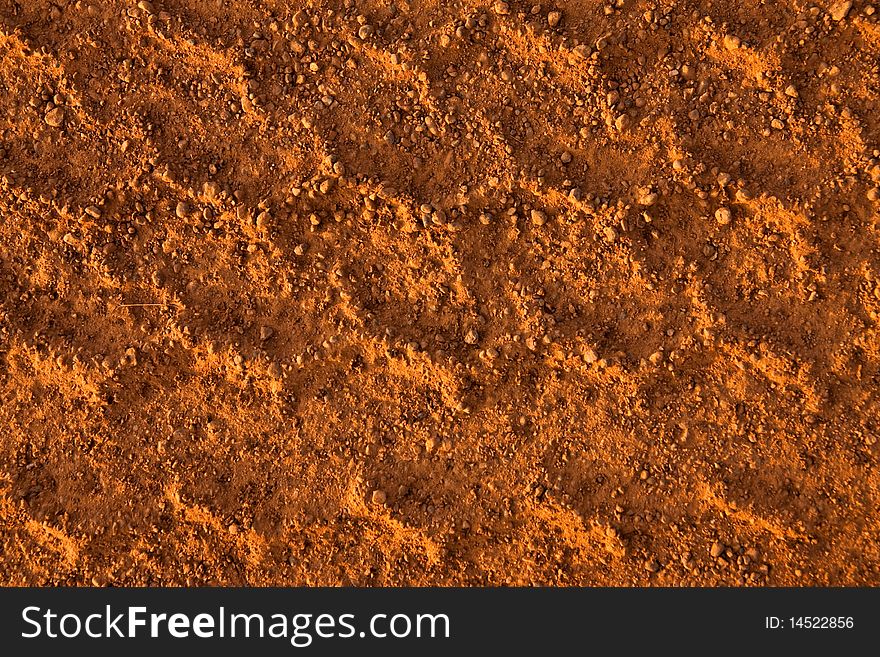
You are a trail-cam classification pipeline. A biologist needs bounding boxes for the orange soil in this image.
[1,0,879,585]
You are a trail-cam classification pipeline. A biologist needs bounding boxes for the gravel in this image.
[44,107,65,127]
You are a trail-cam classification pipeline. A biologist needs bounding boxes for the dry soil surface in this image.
[1,0,880,586]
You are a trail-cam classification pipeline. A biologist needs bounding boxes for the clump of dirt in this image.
[1,0,879,586]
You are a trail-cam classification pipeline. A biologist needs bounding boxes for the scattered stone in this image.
[603,226,618,243]
[715,207,732,225]
[464,328,480,345]
[44,107,65,127]
[371,489,387,505]
[493,1,510,15]
[256,210,272,230]
[84,205,102,218]
[547,10,562,27]
[638,190,658,206]
[531,209,547,226]
[572,44,591,59]
[723,35,741,50]
[644,558,660,573]
[829,0,852,21]
[867,187,879,202]
[260,326,275,341]
[176,201,192,219]
[711,541,725,558]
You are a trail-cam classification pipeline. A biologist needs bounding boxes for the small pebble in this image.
[639,191,659,206]
[829,0,852,21]
[715,207,732,225]
[256,210,272,230]
[723,35,741,50]
[44,107,65,127]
